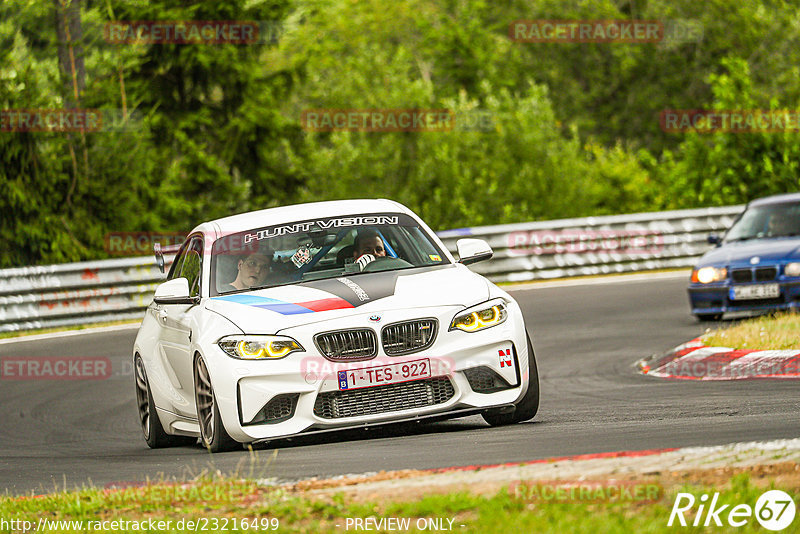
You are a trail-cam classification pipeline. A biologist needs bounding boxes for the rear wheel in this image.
[482,334,540,426]
[134,356,193,448]
[194,356,239,453]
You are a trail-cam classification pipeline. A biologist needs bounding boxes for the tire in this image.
[482,333,540,426]
[696,313,722,322]
[194,355,239,453]
[134,356,194,448]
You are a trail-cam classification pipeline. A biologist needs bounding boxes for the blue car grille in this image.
[730,267,778,283]
[756,267,778,281]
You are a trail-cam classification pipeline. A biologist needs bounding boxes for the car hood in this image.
[204,264,490,333]
[699,238,800,267]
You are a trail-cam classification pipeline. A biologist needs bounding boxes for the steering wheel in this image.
[360,256,413,272]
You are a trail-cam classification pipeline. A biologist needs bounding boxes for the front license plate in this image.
[732,284,780,300]
[337,359,431,390]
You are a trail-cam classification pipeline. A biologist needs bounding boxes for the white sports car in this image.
[133,199,539,452]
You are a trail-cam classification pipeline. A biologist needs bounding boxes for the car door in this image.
[157,235,204,417]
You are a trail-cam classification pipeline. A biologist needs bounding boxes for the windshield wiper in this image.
[245,280,297,291]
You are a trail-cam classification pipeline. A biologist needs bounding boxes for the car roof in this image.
[193,198,413,237]
[748,192,800,207]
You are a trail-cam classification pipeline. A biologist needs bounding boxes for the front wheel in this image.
[482,333,540,426]
[194,356,239,453]
[696,313,722,322]
[134,356,194,448]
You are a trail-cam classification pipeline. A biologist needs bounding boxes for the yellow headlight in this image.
[266,340,298,358]
[451,303,507,332]
[238,340,266,358]
[234,339,301,359]
[218,336,303,360]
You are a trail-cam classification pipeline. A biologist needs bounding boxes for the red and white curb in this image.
[638,338,800,380]
[282,439,800,497]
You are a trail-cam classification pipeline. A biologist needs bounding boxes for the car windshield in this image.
[725,202,800,242]
[210,212,448,295]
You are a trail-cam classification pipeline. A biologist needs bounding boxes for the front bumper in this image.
[248,405,514,444]
[688,280,800,315]
[208,305,531,442]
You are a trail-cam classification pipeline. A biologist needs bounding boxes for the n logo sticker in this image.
[499,348,512,368]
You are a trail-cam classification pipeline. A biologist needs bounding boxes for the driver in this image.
[768,212,797,237]
[353,229,386,270]
[221,251,272,291]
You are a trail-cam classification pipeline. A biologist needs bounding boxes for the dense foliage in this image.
[2,0,800,266]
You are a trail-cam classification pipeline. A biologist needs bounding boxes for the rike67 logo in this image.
[669,490,796,531]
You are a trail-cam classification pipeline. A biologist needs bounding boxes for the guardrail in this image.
[437,205,742,283]
[0,205,742,333]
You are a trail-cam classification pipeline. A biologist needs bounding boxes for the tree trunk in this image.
[53,0,86,107]
[53,0,89,203]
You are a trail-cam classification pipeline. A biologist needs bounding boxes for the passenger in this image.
[222,252,272,291]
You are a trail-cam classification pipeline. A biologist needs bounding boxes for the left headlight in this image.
[450,299,508,332]
[691,266,727,284]
[217,335,304,360]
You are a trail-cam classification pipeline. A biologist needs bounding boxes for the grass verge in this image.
[1,470,797,533]
[701,312,800,351]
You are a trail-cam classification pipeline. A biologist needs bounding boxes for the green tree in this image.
[658,57,800,207]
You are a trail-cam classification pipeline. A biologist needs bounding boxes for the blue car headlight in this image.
[692,266,727,284]
[785,263,800,277]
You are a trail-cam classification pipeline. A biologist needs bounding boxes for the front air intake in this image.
[313,377,455,419]
[245,393,299,425]
[463,367,514,393]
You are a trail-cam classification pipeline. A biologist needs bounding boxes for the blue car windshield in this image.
[725,202,800,242]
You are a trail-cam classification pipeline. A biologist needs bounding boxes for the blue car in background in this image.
[689,192,800,321]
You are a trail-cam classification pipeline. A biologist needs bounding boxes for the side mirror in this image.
[154,242,165,274]
[456,238,493,266]
[707,234,721,245]
[153,278,197,305]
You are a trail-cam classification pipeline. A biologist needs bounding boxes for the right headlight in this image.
[691,266,727,284]
[785,262,800,277]
[217,335,304,360]
[450,300,508,332]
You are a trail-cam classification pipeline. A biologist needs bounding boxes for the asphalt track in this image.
[2,271,799,494]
